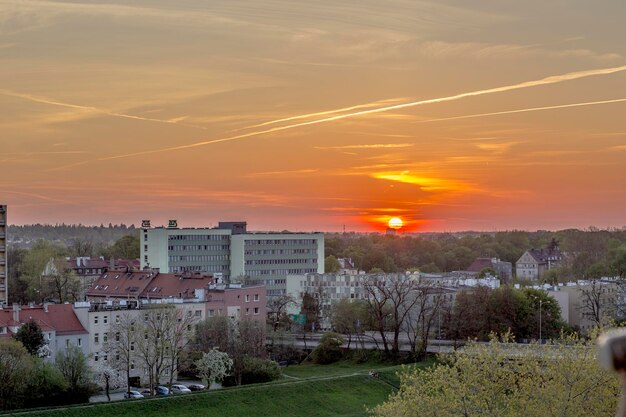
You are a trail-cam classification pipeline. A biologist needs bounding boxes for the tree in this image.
[195,348,232,388]
[363,274,421,357]
[579,281,612,328]
[108,235,140,260]
[91,361,123,402]
[301,291,320,332]
[0,339,33,410]
[312,332,344,364]
[324,255,341,273]
[26,359,68,408]
[44,257,80,303]
[372,333,619,417]
[267,294,296,331]
[56,345,93,402]
[14,320,45,356]
[330,299,368,348]
[164,308,196,388]
[403,283,449,360]
[105,312,137,396]
[135,307,173,394]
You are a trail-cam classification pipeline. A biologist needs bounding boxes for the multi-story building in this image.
[0,204,7,304]
[140,220,324,297]
[466,257,512,281]
[516,239,563,280]
[0,303,89,359]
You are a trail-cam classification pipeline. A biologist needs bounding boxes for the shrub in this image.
[312,333,344,364]
[223,357,281,386]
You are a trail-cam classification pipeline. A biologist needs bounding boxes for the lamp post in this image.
[538,299,542,342]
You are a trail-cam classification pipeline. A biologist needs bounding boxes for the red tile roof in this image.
[0,304,87,336]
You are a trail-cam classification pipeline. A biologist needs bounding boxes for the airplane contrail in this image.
[51,64,626,167]
[0,89,208,130]
[414,97,626,124]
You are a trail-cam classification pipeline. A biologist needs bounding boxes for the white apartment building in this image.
[140,221,324,297]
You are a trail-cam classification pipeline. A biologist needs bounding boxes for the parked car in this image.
[187,383,206,391]
[141,388,152,396]
[155,386,170,396]
[124,390,144,399]
[170,384,192,394]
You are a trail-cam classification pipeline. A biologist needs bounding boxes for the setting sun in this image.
[388,217,404,229]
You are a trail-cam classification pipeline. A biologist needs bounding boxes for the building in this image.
[42,257,140,300]
[466,257,512,281]
[140,220,324,297]
[85,267,266,322]
[0,204,7,304]
[516,239,563,280]
[0,303,89,358]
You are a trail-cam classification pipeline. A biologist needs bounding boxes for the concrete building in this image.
[0,303,89,359]
[140,220,324,296]
[0,204,7,304]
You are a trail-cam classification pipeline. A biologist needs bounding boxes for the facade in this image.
[516,240,563,280]
[0,303,89,359]
[0,204,7,304]
[466,257,512,281]
[43,257,140,300]
[140,220,324,296]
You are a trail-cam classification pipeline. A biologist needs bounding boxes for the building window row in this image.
[170,265,229,273]
[244,248,315,256]
[244,239,317,246]
[168,235,229,241]
[169,254,230,262]
[245,258,317,266]
[247,268,318,276]
[168,244,229,251]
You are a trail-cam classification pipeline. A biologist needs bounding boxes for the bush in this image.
[223,357,281,387]
[345,349,383,364]
[312,333,344,364]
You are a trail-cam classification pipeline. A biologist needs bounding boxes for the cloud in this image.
[315,143,414,150]
[245,169,319,178]
[370,171,474,192]
[50,63,626,169]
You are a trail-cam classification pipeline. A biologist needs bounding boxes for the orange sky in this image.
[1,1,625,232]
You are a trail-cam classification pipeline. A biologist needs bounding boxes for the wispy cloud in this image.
[315,143,414,150]
[414,97,626,124]
[50,63,626,169]
[371,171,474,192]
[0,89,208,130]
[245,169,319,178]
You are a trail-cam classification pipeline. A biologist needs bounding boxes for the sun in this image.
[388,217,403,229]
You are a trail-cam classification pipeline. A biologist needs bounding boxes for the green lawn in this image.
[6,360,433,417]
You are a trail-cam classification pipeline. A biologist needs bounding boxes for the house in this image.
[0,303,89,358]
[466,257,512,281]
[516,239,563,280]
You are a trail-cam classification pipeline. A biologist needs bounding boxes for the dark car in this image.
[187,383,206,391]
[155,386,170,396]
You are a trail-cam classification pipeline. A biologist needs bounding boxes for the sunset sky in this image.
[1,0,625,232]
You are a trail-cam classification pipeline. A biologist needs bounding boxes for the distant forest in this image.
[8,224,138,248]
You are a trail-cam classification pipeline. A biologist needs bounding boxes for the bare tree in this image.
[267,295,296,331]
[135,306,173,394]
[164,308,196,388]
[578,281,615,328]
[363,274,421,357]
[106,312,138,396]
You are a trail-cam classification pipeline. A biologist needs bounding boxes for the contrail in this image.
[414,97,626,124]
[237,98,405,130]
[54,64,626,166]
[0,89,208,130]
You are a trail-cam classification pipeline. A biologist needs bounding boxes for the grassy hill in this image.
[7,366,408,417]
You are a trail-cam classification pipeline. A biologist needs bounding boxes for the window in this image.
[254,307,259,315]
[195,310,201,317]
[94,353,99,362]
[115,332,120,342]
[245,294,250,302]
[94,333,99,344]
[66,339,70,347]
[77,338,82,346]
[94,316,99,324]
[131,342,135,351]
[103,333,108,343]
[115,315,120,324]
[103,316,108,324]
[254,294,259,302]
[245,308,250,315]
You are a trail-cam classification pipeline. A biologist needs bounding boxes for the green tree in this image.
[312,332,344,364]
[108,234,140,259]
[372,334,619,417]
[56,345,93,402]
[0,339,33,410]
[14,320,45,356]
[324,255,341,273]
[330,299,369,348]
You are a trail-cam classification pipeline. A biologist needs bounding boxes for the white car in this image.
[170,384,192,394]
[124,390,144,399]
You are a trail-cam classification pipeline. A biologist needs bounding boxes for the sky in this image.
[1,0,625,232]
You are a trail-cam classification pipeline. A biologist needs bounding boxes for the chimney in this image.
[12,303,20,322]
[43,302,49,313]
[110,257,115,270]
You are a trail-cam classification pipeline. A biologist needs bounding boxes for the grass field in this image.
[6,360,432,417]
